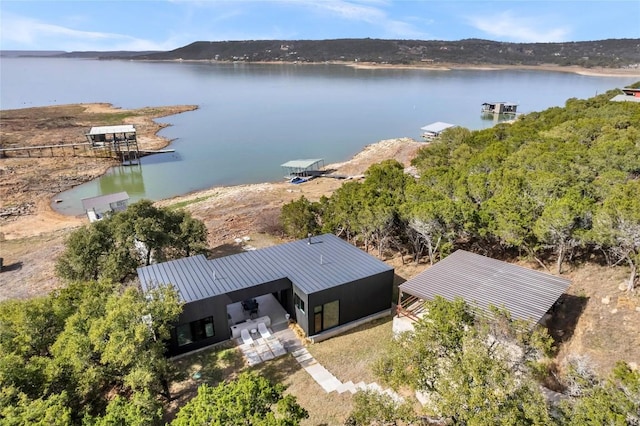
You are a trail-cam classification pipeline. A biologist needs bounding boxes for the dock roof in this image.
[420,122,456,133]
[280,159,324,169]
[87,125,136,135]
[138,233,393,303]
[81,191,129,211]
[399,250,570,323]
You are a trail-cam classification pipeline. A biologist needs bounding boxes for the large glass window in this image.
[313,300,339,333]
[176,317,214,346]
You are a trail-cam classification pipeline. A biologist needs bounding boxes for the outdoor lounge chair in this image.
[258,322,271,339]
[241,328,253,346]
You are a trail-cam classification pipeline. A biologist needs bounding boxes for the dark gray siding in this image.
[168,296,230,355]
[292,285,310,336]
[307,269,394,336]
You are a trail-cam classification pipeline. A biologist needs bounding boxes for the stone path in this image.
[237,327,403,403]
[237,334,288,366]
[291,347,403,403]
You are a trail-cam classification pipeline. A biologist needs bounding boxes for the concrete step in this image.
[354,381,367,391]
[336,381,357,394]
[365,382,382,392]
[291,348,308,357]
[294,352,314,363]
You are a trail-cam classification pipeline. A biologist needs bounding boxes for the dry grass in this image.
[307,317,394,385]
[164,317,396,425]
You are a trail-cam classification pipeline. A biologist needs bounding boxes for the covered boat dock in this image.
[86,125,140,165]
[420,122,456,141]
[481,102,518,115]
[281,159,325,178]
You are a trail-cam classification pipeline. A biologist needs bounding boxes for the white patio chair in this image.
[258,322,271,339]
[241,328,253,346]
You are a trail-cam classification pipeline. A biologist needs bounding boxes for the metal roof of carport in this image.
[137,233,393,303]
[399,250,570,323]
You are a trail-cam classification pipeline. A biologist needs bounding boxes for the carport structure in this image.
[395,250,570,333]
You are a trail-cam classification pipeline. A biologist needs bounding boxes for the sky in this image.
[1,0,639,52]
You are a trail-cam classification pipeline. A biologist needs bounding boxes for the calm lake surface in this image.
[1,58,636,215]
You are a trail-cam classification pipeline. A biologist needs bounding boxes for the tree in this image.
[560,359,640,425]
[280,196,320,239]
[56,200,208,282]
[172,372,308,426]
[345,391,417,426]
[55,219,115,281]
[0,280,182,424]
[590,181,640,291]
[375,297,553,425]
[533,190,593,274]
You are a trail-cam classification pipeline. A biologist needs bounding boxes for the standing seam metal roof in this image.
[398,250,570,323]
[137,234,393,303]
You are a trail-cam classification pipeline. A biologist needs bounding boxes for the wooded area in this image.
[281,84,640,290]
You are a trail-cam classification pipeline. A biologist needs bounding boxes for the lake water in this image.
[1,58,636,215]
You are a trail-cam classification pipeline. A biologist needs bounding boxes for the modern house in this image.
[81,191,130,222]
[420,122,457,141]
[394,250,570,335]
[137,233,395,355]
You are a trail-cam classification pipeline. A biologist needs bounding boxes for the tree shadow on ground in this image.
[0,261,23,272]
[208,243,246,259]
[547,293,589,346]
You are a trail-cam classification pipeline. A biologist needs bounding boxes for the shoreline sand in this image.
[147,58,640,78]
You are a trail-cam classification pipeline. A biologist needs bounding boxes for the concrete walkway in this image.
[291,347,403,403]
[237,326,403,403]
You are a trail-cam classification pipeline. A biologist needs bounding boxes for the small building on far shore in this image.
[420,122,456,141]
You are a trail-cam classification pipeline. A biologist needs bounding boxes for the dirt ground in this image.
[0,100,422,301]
[1,101,638,381]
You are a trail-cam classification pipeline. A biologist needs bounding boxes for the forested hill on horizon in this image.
[7,38,640,68]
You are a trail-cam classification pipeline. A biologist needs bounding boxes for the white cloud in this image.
[467,11,570,43]
[298,0,430,39]
[0,12,175,51]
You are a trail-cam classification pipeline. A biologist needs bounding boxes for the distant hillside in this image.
[55,51,161,59]
[133,38,640,68]
[0,50,66,57]
[0,50,160,59]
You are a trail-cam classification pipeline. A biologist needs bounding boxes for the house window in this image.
[176,316,215,346]
[313,300,339,333]
[294,293,305,313]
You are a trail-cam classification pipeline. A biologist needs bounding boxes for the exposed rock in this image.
[601,296,611,305]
